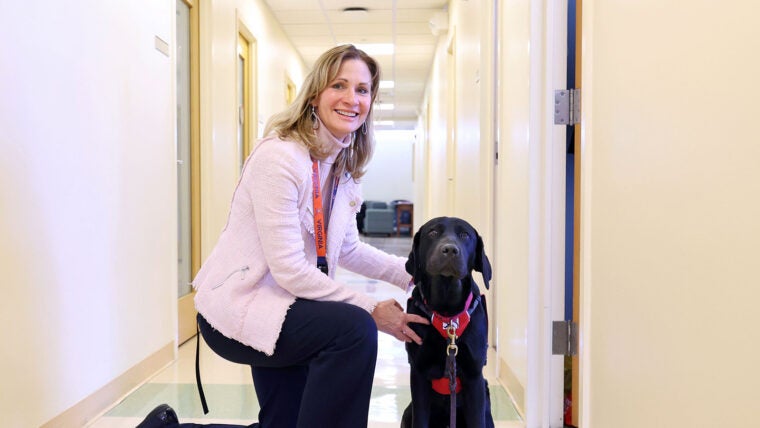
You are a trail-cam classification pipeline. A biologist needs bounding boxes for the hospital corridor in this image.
[2,1,759,427]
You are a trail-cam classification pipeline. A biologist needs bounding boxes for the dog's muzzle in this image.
[427,241,468,278]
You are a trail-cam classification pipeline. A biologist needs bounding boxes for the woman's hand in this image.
[371,299,429,344]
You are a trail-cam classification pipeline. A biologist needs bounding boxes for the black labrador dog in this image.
[401,217,494,428]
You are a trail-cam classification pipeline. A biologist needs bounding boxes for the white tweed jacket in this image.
[194,129,411,356]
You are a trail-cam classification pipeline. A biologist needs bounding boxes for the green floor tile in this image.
[107,383,258,420]
[111,382,520,422]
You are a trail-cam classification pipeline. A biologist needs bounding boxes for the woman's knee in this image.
[327,302,378,350]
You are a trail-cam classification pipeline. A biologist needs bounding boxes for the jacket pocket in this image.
[211,265,250,290]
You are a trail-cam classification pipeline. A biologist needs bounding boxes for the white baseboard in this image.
[499,356,526,419]
[41,342,175,428]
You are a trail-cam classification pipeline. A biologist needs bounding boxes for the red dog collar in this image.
[431,292,474,338]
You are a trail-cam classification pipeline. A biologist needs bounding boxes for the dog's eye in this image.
[458,232,470,240]
[428,230,440,238]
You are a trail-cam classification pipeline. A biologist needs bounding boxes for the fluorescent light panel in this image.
[376,103,394,110]
[380,80,394,89]
[341,43,394,55]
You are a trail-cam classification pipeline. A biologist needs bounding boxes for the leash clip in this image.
[446,324,459,356]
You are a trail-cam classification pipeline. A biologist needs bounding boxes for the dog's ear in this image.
[474,234,492,289]
[405,229,422,282]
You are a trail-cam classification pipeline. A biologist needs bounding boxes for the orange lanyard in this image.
[311,160,339,275]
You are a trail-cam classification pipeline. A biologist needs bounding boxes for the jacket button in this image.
[349,201,357,207]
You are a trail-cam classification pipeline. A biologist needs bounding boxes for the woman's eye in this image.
[358,87,369,95]
[331,83,344,89]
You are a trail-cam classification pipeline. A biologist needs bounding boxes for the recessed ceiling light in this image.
[341,7,368,21]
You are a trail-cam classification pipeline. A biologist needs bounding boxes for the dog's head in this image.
[405,217,492,313]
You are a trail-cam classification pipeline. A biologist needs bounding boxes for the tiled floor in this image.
[90,236,523,427]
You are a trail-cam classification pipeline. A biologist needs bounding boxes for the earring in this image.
[361,121,367,135]
[311,106,319,130]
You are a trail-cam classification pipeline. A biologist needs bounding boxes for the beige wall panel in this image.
[0,1,176,425]
[421,40,450,221]
[495,0,533,407]
[450,0,489,230]
[581,1,760,426]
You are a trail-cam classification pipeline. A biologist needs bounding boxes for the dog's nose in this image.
[441,243,460,256]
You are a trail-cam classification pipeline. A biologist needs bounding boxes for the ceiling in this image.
[262,0,449,130]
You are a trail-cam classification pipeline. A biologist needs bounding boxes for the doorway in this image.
[491,0,577,424]
[236,25,257,170]
[565,0,581,426]
[176,0,201,345]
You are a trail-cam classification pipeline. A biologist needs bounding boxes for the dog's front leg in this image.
[409,368,432,428]
[461,375,488,427]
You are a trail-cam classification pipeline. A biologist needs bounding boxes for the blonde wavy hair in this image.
[264,44,381,180]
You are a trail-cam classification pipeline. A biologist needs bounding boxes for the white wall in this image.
[580,1,760,426]
[493,0,533,412]
[199,0,306,257]
[417,0,497,261]
[361,130,415,203]
[416,0,495,228]
[0,0,306,425]
[449,0,493,234]
[0,1,176,426]
[420,36,450,222]
[418,0,551,416]
[420,0,526,407]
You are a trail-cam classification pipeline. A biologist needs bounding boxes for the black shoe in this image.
[135,403,179,428]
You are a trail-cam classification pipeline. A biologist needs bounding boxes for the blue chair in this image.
[362,201,395,236]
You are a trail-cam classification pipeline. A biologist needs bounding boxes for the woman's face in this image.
[312,58,372,140]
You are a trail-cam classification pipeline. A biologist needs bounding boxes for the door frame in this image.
[236,32,255,170]
[177,0,201,345]
[570,1,582,425]
[236,16,258,165]
[524,0,568,425]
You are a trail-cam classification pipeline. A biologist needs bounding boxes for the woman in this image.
[138,44,428,428]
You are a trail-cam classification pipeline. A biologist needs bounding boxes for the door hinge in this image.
[552,320,578,356]
[554,89,580,125]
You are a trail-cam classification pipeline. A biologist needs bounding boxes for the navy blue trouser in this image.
[187,299,378,428]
